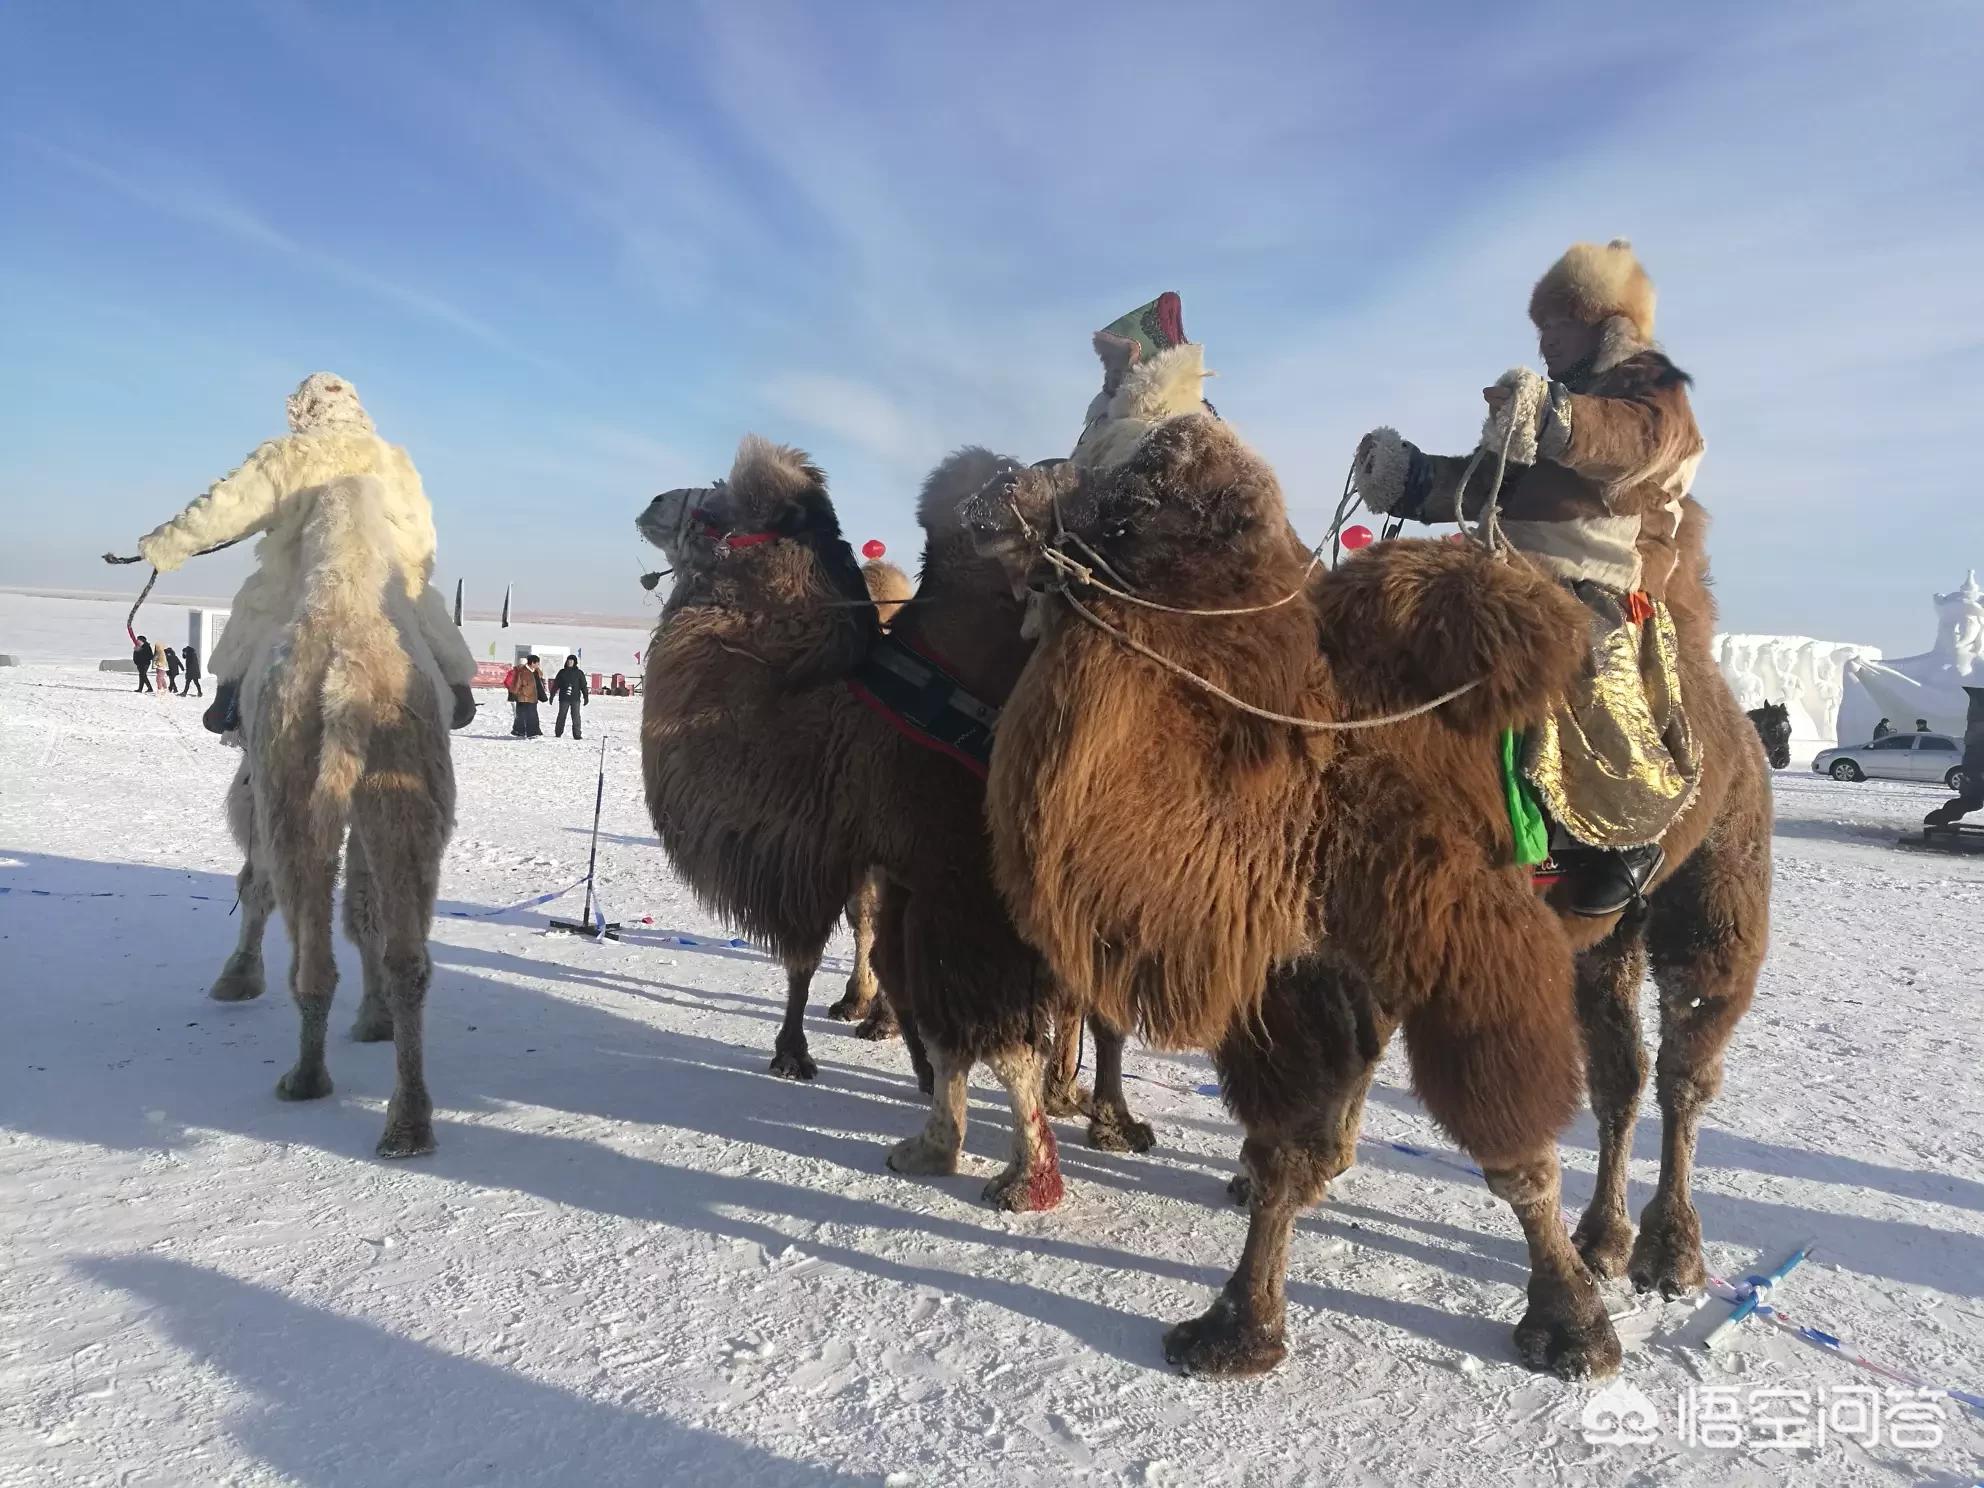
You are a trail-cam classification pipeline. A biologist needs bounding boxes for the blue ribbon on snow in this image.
[0,887,226,902]
[444,878,587,920]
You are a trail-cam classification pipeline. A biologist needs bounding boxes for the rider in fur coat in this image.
[117,373,478,736]
[1355,241,1706,915]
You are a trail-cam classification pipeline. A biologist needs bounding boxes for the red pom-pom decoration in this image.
[1341,524,1374,550]
[861,539,886,560]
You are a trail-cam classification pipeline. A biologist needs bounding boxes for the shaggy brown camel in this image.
[636,438,1147,1201]
[973,406,1766,1378]
[208,474,456,1158]
[825,557,917,1038]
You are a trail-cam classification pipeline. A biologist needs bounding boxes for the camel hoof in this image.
[1163,1297,1287,1377]
[349,1012,394,1043]
[376,1120,436,1159]
[209,960,265,1002]
[1087,1111,1156,1155]
[853,1005,899,1042]
[1572,1209,1637,1280]
[275,1066,333,1102]
[1042,1082,1092,1119]
[1226,1172,1252,1207]
[886,1133,961,1176]
[768,1047,817,1082]
[824,989,866,1022]
[983,1161,1064,1212]
[1513,1303,1623,1381]
[1628,1200,1706,1298]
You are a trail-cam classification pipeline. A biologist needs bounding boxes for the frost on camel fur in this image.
[217,471,458,1159]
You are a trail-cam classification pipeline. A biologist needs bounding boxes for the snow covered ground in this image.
[3,599,1982,1486]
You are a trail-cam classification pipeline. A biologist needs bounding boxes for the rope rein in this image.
[1031,408,1530,734]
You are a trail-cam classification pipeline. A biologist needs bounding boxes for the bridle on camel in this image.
[103,534,248,646]
[1016,413,1530,734]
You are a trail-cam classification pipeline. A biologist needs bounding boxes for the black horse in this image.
[1746,700,1792,770]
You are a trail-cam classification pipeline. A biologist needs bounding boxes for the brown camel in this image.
[208,474,455,1158]
[636,438,1147,1201]
[824,557,917,1039]
[972,408,1768,1378]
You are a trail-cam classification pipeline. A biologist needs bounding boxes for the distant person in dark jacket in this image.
[182,643,204,697]
[163,647,183,693]
[1915,718,1930,734]
[1873,718,1894,739]
[549,655,590,739]
[133,636,155,692]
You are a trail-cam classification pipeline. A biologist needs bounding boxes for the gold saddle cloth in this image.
[1526,586,1699,850]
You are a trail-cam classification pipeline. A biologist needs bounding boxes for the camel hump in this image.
[1313,538,1588,738]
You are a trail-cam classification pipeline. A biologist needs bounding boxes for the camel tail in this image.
[1313,538,1588,738]
[260,476,419,861]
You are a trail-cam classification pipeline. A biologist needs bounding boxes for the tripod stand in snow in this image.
[549,733,622,941]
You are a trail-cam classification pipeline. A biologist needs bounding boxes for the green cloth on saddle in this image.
[1502,728,1550,867]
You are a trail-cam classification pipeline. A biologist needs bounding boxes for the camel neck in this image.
[895,553,1032,705]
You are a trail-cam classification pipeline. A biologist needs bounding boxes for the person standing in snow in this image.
[1873,717,1894,739]
[163,646,183,694]
[182,643,204,697]
[509,655,549,738]
[1355,240,1705,917]
[107,373,478,738]
[549,655,589,739]
[1915,718,1930,735]
[132,635,155,693]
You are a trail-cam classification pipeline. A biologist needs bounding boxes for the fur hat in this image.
[1528,239,1655,341]
[286,372,374,435]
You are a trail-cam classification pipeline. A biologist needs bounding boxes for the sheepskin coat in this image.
[139,426,476,686]
[1391,326,1703,598]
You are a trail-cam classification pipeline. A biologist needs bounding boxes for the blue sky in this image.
[2,0,1978,650]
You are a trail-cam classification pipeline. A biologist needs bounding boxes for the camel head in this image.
[1747,699,1793,770]
[637,436,849,578]
[967,413,1300,624]
[636,484,718,572]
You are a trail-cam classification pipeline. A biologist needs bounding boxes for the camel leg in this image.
[1393,876,1617,1379]
[1041,1006,1090,1117]
[1084,1018,1155,1154]
[1485,1151,1620,1379]
[982,1043,1065,1211]
[343,843,394,1043]
[1165,1121,1337,1376]
[1632,840,1767,1296]
[1227,974,1394,1206]
[769,950,821,1081]
[896,1005,933,1094]
[210,860,273,1002]
[886,1045,966,1175]
[1169,958,1379,1373]
[211,769,270,1003]
[350,773,441,1158]
[1570,912,1649,1278]
[828,872,880,1022]
[273,865,338,1104]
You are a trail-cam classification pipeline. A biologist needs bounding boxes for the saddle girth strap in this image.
[846,635,999,780]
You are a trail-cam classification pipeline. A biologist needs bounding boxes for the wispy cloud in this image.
[20,135,560,372]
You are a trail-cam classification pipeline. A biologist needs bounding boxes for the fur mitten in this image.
[1351,427,1411,514]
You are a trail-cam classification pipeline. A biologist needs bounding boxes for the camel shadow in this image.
[74,1255,865,1488]
[8,848,1981,1386]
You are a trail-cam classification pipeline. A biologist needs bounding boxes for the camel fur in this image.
[824,556,922,1039]
[206,473,456,1159]
[976,412,1637,1377]
[635,438,1146,1208]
